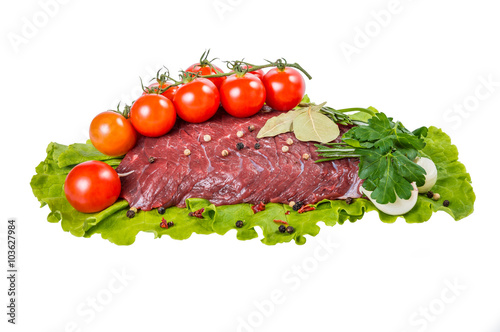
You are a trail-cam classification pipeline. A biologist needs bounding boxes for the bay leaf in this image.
[257,107,308,138]
[293,108,340,143]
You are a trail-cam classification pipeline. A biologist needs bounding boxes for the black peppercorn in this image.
[286,226,295,234]
[158,207,166,214]
[167,221,174,228]
[148,156,156,163]
[443,200,450,207]
[254,143,261,149]
[292,201,304,211]
[235,220,244,228]
[126,210,135,218]
[248,125,255,132]
[345,197,353,205]
[236,142,244,150]
[278,225,286,233]
[426,191,434,198]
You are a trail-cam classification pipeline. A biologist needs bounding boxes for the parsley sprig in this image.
[315,112,428,204]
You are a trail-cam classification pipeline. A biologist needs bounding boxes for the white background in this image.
[1,0,499,331]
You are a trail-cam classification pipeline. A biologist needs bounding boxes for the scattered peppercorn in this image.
[126,210,136,218]
[235,220,244,228]
[443,200,450,207]
[282,146,289,153]
[203,134,211,142]
[167,221,174,228]
[248,125,255,132]
[286,138,294,145]
[236,142,244,150]
[292,201,304,211]
[158,207,166,214]
[278,225,286,233]
[302,153,310,160]
[254,143,261,149]
[432,193,441,201]
[289,201,296,208]
[286,226,295,234]
[345,197,353,205]
[148,156,156,163]
[222,149,229,156]
[184,149,191,156]
[426,191,434,198]
[237,130,244,138]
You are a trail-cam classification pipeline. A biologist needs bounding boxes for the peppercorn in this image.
[302,153,310,160]
[236,142,244,150]
[235,220,244,228]
[432,193,440,201]
[286,226,295,234]
[126,210,136,218]
[184,149,191,156]
[278,225,286,233]
[345,197,353,205]
[443,200,450,207]
[248,125,255,132]
[237,130,244,138]
[203,135,211,142]
[426,191,434,198]
[289,201,296,208]
[282,146,289,153]
[167,221,174,228]
[254,143,261,149]
[222,149,229,157]
[158,207,166,215]
[286,138,294,145]
[148,156,156,163]
[292,201,304,211]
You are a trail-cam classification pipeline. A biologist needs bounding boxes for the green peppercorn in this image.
[236,142,244,150]
[278,225,286,233]
[286,226,295,234]
[254,143,261,149]
[235,220,244,228]
[158,207,166,214]
[443,200,450,207]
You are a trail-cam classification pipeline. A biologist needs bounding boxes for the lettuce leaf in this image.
[30,126,474,245]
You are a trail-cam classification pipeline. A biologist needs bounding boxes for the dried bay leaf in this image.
[257,107,307,138]
[293,107,340,143]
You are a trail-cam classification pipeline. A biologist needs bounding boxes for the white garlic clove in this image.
[360,182,419,216]
[414,157,438,193]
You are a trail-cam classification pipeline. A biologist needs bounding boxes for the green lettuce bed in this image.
[30,126,475,245]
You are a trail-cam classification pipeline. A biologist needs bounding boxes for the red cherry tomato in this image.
[173,78,220,123]
[240,65,264,81]
[220,73,266,118]
[129,94,177,137]
[143,82,179,101]
[262,67,306,111]
[64,161,121,213]
[89,111,137,157]
[186,64,226,90]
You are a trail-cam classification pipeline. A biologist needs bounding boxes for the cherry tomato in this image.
[186,63,226,90]
[64,160,121,213]
[173,78,220,123]
[220,73,266,118]
[143,82,179,101]
[262,67,306,111]
[129,94,177,137]
[89,112,137,157]
[240,65,264,81]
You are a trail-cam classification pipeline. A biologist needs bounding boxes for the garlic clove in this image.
[360,182,419,216]
[414,157,437,193]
